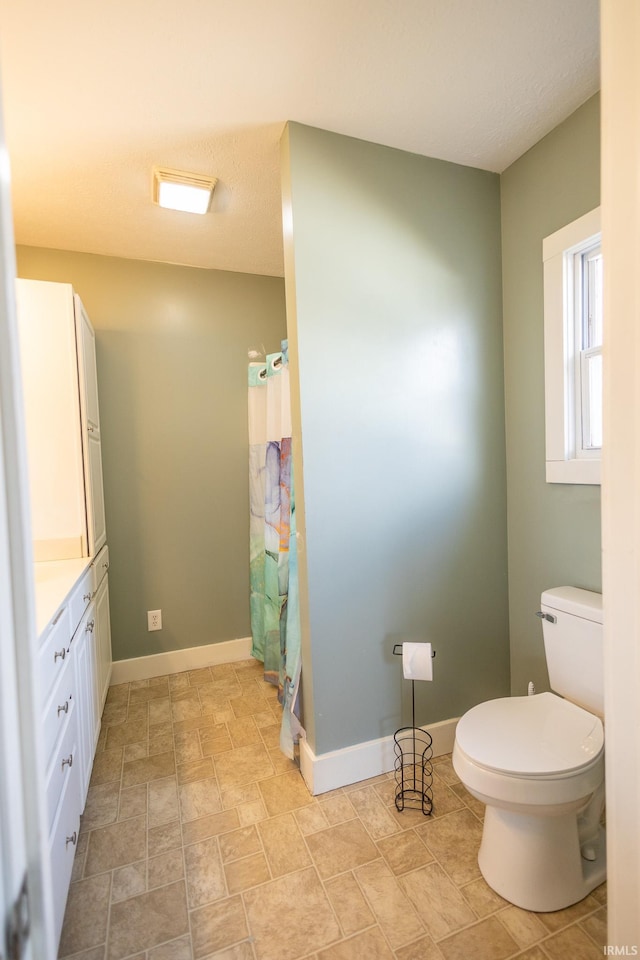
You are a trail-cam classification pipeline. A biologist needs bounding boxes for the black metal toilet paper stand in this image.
[392,643,433,816]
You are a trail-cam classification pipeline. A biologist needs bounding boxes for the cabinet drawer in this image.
[45,701,78,832]
[39,605,72,706]
[92,544,109,594]
[42,647,76,762]
[68,566,93,637]
[49,753,81,948]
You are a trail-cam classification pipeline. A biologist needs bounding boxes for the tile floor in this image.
[59,660,607,960]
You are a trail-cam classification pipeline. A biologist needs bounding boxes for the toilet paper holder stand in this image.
[392,643,434,817]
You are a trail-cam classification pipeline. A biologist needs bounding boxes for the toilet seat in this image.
[455,692,604,778]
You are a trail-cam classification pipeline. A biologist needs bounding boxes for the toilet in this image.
[452,586,605,912]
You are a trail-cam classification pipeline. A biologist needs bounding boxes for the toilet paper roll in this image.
[402,642,433,681]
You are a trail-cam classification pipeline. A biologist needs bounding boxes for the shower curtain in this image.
[248,341,303,758]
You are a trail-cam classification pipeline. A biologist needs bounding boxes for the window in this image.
[543,207,602,484]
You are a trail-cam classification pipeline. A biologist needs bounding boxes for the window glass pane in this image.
[586,352,603,449]
[583,248,603,349]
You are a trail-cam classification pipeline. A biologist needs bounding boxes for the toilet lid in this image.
[455,692,604,777]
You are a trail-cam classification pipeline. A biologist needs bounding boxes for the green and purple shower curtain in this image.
[248,342,302,758]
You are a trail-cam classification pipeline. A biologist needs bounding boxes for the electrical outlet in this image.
[147,609,162,632]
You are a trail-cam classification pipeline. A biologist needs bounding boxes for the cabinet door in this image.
[16,280,87,560]
[74,295,100,434]
[86,433,106,555]
[94,575,112,716]
[74,602,98,807]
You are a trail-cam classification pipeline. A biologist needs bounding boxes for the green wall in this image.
[501,95,601,696]
[16,247,286,661]
[282,123,510,755]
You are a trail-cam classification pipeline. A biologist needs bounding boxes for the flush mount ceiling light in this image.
[152,166,218,215]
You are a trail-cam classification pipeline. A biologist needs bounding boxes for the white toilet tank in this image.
[540,586,604,717]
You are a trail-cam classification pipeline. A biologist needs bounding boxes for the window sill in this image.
[546,459,601,485]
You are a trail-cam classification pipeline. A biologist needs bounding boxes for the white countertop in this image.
[33,557,92,636]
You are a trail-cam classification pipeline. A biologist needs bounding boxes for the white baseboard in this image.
[110,636,254,685]
[299,717,459,795]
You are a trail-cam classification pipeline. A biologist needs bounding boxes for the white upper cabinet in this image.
[16,279,107,559]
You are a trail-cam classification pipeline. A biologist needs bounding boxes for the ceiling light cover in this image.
[152,167,217,215]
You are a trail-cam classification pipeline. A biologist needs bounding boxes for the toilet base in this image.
[478,805,606,912]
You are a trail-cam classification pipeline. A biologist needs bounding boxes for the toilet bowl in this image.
[452,587,606,912]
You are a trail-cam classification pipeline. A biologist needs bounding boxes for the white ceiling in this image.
[0,0,599,278]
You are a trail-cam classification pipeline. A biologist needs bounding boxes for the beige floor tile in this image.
[196,940,256,960]
[416,808,483,885]
[188,667,213,685]
[90,747,123,785]
[432,758,460,785]
[538,894,600,933]
[258,770,313,816]
[459,877,508,917]
[591,881,607,905]
[224,851,271,893]
[122,751,176,787]
[106,683,130,703]
[227,717,262,747]
[190,895,248,958]
[258,812,311,877]
[540,923,603,960]
[111,862,147,903]
[181,808,240,845]
[84,815,147,876]
[348,786,402,840]
[376,828,434,875]
[117,783,148,822]
[400,863,476,940]
[59,874,111,957]
[394,934,446,960]
[184,836,226,907]
[449,782,485,820]
[148,819,183,856]
[130,683,170,702]
[318,793,356,825]
[219,825,262,862]
[354,859,425,948]
[324,872,375,937]
[81,781,121,830]
[316,926,394,959]
[437,915,519,960]
[179,776,222,821]
[498,905,548,948]
[64,662,607,960]
[294,802,330,836]
[237,798,269,826]
[243,867,341,960]
[174,729,204,762]
[215,742,276,791]
[147,933,192,960]
[177,757,215,785]
[580,905,607,948]
[305,820,379,879]
[107,880,189,960]
[148,848,185,889]
[149,776,180,825]
[106,717,149,748]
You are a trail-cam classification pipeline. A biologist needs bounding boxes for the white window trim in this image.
[543,206,601,485]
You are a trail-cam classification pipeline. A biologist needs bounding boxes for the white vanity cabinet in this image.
[16,279,106,561]
[22,277,114,949]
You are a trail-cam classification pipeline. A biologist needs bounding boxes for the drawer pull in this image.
[54,648,66,663]
[57,701,69,717]
[83,592,92,602]
[61,754,73,771]
[88,424,95,433]
[102,561,109,571]
[65,832,77,847]
[85,619,95,634]
[52,606,66,626]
